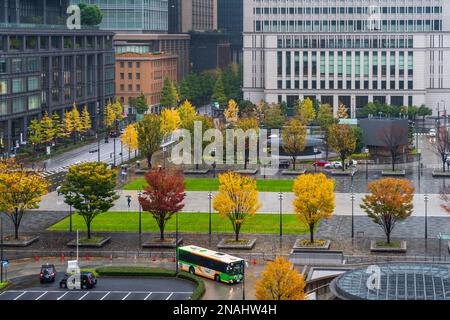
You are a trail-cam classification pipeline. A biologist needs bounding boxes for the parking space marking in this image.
[100,292,111,301]
[144,292,153,300]
[14,292,27,301]
[122,292,131,300]
[57,292,68,301]
[35,292,48,300]
[166,293,174,300]
[78,292,90,300]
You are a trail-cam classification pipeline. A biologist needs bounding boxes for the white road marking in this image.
[57,292,69,301]
[78,292,89,300]
[122,292,131,300]
[13,291,27,301]
[100,292,110,300]
[144,292,153,300]
[166,293,174,300]
[35,291,48,300]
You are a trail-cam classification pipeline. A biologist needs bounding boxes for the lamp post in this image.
[113,137,116,168]
[365,148,369,179]
[163,146,167,169]
[350,193,355,239]
[138,191,142,245]
[314,147,318,173]
[97,131,101,162]
[208,191,213,245]
[424,194,429,239]
[279,192,283,242]
[175,210,179,275]
[1,215,3,283]
[120,140,124,164]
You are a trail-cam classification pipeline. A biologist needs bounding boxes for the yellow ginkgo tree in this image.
[80,105,92,134]
[0,159,48,240]
[161,108,181,138]
[213,172,262,242]
[293,173,335,244]
[121,124,138,160]
[224,99,239,126]
[178,100,197,130]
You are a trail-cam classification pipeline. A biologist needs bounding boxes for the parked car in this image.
[278,160,290,169]
[89,148,99,154]
[60,272,97,290]
[40,264,57,283]
[429,129,437,137]
[325,161,343,169]
[313,161,331,167]
[109,131,119,138]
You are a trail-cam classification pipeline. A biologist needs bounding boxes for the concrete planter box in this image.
[183,169,209,175]
[1,235,39,247]
[67,236,111,248]
[142,237,183,249]
[292,239,331,251]
[235,169,258,175]
[330,170,357,176]
[281,170,306,176]
[217,238,256,250]
[135,169,149,175]
[432,171,450,178]
[382,170,406,177]
[370,240,407,253]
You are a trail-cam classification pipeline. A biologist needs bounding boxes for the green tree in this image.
[328,124,357,171]
[418,105,433,121]
[134,93,149,114]
[282,119,307,170]
[212,72,227,106]
[160,78,179,108]
[297,98,316,125]
[263,104,286,129]
[40,111,55,145]
[28,119,42,152]
[61,162,118,239]
[78,3,103,26]
[317,104,338,160]
[137,114,164,168]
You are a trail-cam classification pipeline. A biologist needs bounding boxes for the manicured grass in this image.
[48,211,310,235]
[123,178,295,192]
[376,241,402,248]
[78,237,105,244]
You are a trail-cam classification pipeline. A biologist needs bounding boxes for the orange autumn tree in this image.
[361,178,415,244]
[213,172,262,242]
[293,173,335,244]
[255,256,306,300]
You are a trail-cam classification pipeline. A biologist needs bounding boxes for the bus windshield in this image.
[227,262,244,275]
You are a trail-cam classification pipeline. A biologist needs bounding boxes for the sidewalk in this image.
[36,190,449,217]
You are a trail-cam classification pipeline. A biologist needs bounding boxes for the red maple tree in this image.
[138,169,186,240]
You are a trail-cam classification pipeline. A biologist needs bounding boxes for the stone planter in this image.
[292,239,331,251]
[142,237,183,249]
[67,236,111,248]
[330,170,357,176]
[432,171,450,178]
[382,170,406,177]
[235,169,258,175]
[217,238,256,250]
[281,170,306,176]
[183,169,209,175]
[370,240,407,253]
[1,235,40,247]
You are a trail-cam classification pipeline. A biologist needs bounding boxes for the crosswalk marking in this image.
[122,292,131,300]
[78,292,89,300]
[35,292,48,300]
[56,292,68,301]
[13,292,27,301]
[144,292,153,300]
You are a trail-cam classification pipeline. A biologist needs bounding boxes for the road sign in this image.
[2,260,9,268]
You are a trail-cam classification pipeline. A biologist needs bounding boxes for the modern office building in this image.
[1,0,69,25]
[243,0,450,117]
[114,33,190,82]
[0,25,115,154]
[218,0,243,63]
[189,32,231,73]
[69,0,169,33]
[116,52,178,114]
[168,0,217,33]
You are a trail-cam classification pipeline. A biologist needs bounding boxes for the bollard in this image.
[152,256,156,262]
[60,253,65,263]
[110,254,113,261]
[134,254,137,263]
[252,259,257,265]
[35,255,39,263]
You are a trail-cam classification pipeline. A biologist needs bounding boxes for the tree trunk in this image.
[14,208,19,240]
[159,224,165,241]
[292,157,296,171]
[386,231,391,244]
[147,153,152,169]
[341,156,346,172]
[391,153,395,171]
[309,223,315,244]
[87,222,91,240]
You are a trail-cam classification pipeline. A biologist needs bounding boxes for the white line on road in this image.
[122,292,131,300]
[144,292,153,300]
[35,291,48,300]
[100,292,110,300]
[13,291,27,301]
[78,292,89,300]
[166,293,174,300]
[57,292,69,301]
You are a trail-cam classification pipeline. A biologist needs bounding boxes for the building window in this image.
[120,84,124,91]
[128,84,132,91]
[12,78,25,93]
[128,62,132,68]
[0,59,6,73]
[28,77,39,91]
[0,101,7,115]
[12,97,26,113]
[0,80,7,95]
[136,84,141,91]
[136,62,140,68]
[128,73,132,80]
[136,73,141,80]
[120,73,124,80]
[120,62,124,68]
[28,95,40,110]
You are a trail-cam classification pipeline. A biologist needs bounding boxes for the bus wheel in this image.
[189,267,195,275]
[214,275,221,283]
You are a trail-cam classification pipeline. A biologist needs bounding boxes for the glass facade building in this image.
[243,0,450,117]
[70,0,169,32]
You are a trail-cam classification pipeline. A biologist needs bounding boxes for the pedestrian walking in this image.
[126,195,132,208]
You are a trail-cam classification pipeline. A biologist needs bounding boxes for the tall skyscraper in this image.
[168,0,217,33]
[70,0,169,33]
[243,0,450,117]
[218,0,243,63]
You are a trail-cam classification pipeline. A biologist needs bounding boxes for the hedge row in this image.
[95,266,205,300]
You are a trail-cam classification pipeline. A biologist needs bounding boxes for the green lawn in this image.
[123,178,295,192]
[48,212,310,235]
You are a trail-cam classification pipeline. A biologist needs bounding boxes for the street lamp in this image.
[163,146,167,169]
[113,137,116,168]
[365,148,370,179]
[314,147,318,173]
[208,191,213,245]
[1,215,3,283]
[138,191,142,245]
[175,209,179,275]
[424,194,429,239]
[68,192,73,233]
[350,193,356,239]
[279,192,283,242]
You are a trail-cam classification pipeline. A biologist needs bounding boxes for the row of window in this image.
[119,61,141,69]
[254,19,441,32]
[119,84,141,92]
[0,57,39,74]
[0,94,41,116]
[277,79,414,90]
[119,73,141,80]
[277,36,413,49]
[0,77,40,96]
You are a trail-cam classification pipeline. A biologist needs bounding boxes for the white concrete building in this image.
[243,0,450,117]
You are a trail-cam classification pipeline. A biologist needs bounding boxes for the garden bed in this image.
[183,169,210,175]
[235,169,258,175]
[217,238,256,250]
[370,240,407,253]
[142,237,183,248]
[381,170,406,177]
[330,170,357,176]
[432,171,450,178]
[292,239,331,251]
[66,236,111,248]
[1,235,40,247]
[281,169,306,176]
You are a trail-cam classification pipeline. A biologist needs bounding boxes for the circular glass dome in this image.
[330,264,450,300]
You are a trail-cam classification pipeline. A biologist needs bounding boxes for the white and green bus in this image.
[177,245,244,284]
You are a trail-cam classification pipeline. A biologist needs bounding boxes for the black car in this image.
[59,272,97,290]
[40,264,57,283]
